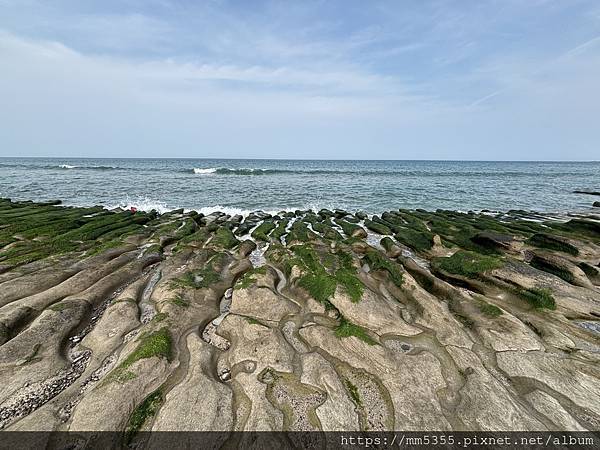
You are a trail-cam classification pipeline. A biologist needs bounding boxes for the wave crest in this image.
[104,196,172,214]
[192,167,282,175]
[193,167,218,174]
[55,164,118,171]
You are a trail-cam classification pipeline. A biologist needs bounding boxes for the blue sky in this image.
[0,0,599,160]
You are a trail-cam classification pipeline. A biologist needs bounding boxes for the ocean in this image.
[0,158,598,215]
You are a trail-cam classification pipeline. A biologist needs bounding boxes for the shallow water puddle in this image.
[139,268,161,323]
[576,321,600,335]
[249,242,268,267]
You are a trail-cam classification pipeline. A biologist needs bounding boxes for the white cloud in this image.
[0,0,599,160]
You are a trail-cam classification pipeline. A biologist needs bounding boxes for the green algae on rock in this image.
[0,197,599,434]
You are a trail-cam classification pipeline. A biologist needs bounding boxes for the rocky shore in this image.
[0,198,599,442]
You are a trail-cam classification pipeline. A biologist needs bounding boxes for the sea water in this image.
[1,158,598,214]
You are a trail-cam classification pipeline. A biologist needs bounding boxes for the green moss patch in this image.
[245,316,268,327]
[335,317,378,345]
[170,254,225,290]
[432,250,502,278]
[271,219,289,241]
[170,295,190,308]
[380,236,396,252]
[286,220,310,243]
[111,327,172,381]
[173,219,197,239]
[363,250,403,287]
[114,370,137,383]
[518,288,556,310]
[211,227,239,249]
[394,228,434,252]
[528,233,579,256]
[152,312,168,322]
[293,245,364,305]
[49,302,72,312]
[126,390,163,443]
[578,262,599,278]
[334,219,364,238]
[530,256,575,284]
[251,221,276,241]
[334,269,364,302]
[86,238,127,256]
[298,272,337,305]
[344,378,362,406]
[364,219,391,235]
[0,203,155,267]
[144,244,163,254]
[235,266,267,290]
[176,228,209,248]
[479,302,503,317]
[309,219,343,242]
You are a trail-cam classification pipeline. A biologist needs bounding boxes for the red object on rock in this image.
[130,207,138,213]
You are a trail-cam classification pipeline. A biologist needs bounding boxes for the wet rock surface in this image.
[0,198,599,434]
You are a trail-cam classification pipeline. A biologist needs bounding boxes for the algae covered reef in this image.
[0,198,599,440]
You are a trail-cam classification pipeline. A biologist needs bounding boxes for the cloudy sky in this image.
[1,0,599,160]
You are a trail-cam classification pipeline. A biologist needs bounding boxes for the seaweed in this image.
[118,328,173,369]
[334,219,364,238]
[394,228,434,252]
[363,250,403,287]
[125,390,163,443]
[518,288,556,310]
[293,245,363,304]
[335,317,378,345]
[270,219,289,241]
[235,266,267,290]
[432,251,502,278]
[479,302,503,317]
[530,256,575,284]
[251,221,276,241]
[170,295,190,308]
[211,227,239,249]
[364,219,391,235]
[528,233,579,256]
[286,220,310,243]
[344,378,362,406]
[170,254,225,289]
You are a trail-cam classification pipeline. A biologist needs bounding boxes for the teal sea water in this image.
[0,158,598,214]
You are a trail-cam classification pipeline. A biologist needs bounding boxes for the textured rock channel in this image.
[0,198,599,440]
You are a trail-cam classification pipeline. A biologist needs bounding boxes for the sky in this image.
[0,0,599,160]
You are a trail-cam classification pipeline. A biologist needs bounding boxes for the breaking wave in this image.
[54,164,118,171]
[188,167,590,177]
[192,167,278,175]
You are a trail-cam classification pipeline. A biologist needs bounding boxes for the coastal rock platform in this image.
[0,198,598,438]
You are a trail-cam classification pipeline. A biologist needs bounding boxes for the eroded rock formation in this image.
[0,199,598,442]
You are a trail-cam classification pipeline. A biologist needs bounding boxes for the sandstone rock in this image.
[151,333,233,431]
[2,200,599,433]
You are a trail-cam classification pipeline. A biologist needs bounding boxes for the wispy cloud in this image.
[0,1,599,159]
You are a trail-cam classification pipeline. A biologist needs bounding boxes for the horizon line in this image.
[0,156,598,163]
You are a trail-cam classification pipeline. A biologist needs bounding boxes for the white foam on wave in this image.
[83,194,343,219]
[194,202,339,218]
[193,168,217,174]
[192,167,271,175]
[233,168,268,173]
[104,196,172,214]
[59,164,77,169]
[195,205,253,217]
